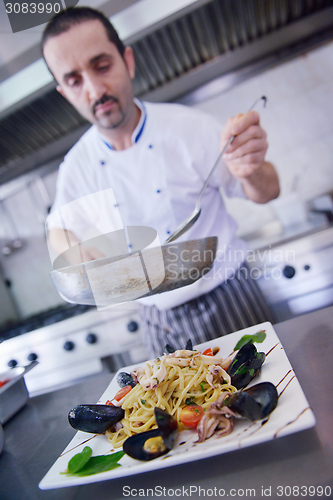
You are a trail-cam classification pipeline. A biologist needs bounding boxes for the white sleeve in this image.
[46,156,94,241]
[46,151,124,246]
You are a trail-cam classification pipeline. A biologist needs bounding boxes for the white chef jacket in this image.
[49,99,248,310]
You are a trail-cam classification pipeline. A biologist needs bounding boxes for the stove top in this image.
[0,304,94,342]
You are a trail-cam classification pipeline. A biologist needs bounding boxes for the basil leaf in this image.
[75,451,125,477]
[234,330,266,351]
[68,446,92,474]
[64,450,125,477]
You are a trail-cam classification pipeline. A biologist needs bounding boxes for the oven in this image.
[246,225,333,322]
[0,304,148,396]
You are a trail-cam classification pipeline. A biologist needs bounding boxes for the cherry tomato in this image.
[114,385,132,401]
[180,404,204,429]
[202,348,214,356]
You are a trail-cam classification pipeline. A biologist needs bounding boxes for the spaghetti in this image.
[106,348,237,448]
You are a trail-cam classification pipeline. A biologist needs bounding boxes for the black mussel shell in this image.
[123,429,165,461]
[227,343,265,389]
[68,404,124,434]
[228,343,256,376]
[123,408,178,461]
[164,344,175,354]
[224,382,278,420]
[185,339,193,351]
[117,372,136,388]
[154,407,178,450]
[164,339,193,355]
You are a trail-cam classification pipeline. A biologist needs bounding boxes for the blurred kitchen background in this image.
[0,0,333,395]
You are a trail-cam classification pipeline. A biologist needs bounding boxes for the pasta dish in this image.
[106,347,237,447]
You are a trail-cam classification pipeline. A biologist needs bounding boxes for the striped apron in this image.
[139,264,275,358]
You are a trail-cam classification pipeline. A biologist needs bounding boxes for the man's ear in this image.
[123,46,135,80]
[56,84,65,98]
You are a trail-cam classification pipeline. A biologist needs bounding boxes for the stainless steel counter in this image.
[246,220,332,251]
[0,306,332,500]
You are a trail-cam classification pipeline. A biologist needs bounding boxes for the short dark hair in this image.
[41,7,125,57]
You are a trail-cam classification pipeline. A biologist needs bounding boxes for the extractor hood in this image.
[0,0,333,184]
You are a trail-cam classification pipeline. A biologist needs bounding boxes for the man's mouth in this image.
[93,96,118,116]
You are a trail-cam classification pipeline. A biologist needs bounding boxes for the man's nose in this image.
[83,73,107,101]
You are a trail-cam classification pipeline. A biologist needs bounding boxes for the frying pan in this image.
[50,237,217,308]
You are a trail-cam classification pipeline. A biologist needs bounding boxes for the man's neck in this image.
[98,102,141,151]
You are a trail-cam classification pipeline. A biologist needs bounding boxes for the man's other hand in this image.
[48,228,105,266]
[220,111,280,203]
[221,111,268,178]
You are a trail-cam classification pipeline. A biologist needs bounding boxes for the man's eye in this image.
[97,64,110,72]
[67,77,80,87]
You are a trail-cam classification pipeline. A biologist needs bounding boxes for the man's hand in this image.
[221,111,267,178]
[48,228,105,265]
[76,245,105,264]
[220,111,280,203]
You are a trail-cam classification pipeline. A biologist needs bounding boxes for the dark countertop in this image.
[1,306,333,500]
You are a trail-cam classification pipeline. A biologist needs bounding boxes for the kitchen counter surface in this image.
[242,218,332,251]
[1,306,332,500]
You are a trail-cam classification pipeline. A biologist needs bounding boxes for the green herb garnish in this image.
[141,399,146,405]
[234,330,266,351]
[232,366,256,377]
[185,397,196,405]
[200,382,206,392]
[67,446,92,474]
[63,448,124,477]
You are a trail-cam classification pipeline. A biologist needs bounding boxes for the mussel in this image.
[224,382,278,420]
[68,404,124,434]
[116,372,136,388]
[164,338,193,355]
[164,344,175,354]
[227,342,265,389]
[185,339,193,351]
[123,407,178,461]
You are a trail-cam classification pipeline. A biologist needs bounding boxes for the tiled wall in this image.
[192,40,333,236]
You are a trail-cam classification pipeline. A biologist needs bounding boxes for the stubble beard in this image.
[92,95,127,130]
[95,109,126,130]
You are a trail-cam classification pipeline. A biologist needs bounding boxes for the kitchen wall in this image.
[0,168,64,323]
[0,39,333,323]
[192,40,333,237]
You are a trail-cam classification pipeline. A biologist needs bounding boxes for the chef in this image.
[42,7,280,357]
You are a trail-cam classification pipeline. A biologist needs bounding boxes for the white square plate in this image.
[39,322,316,490]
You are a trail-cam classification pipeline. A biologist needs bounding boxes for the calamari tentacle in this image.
[216,416,234,436]
[196,395,236,442]
[206,365,231,389]
[196,415,220,442]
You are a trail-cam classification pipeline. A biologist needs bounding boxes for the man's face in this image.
[43,20,135,130]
